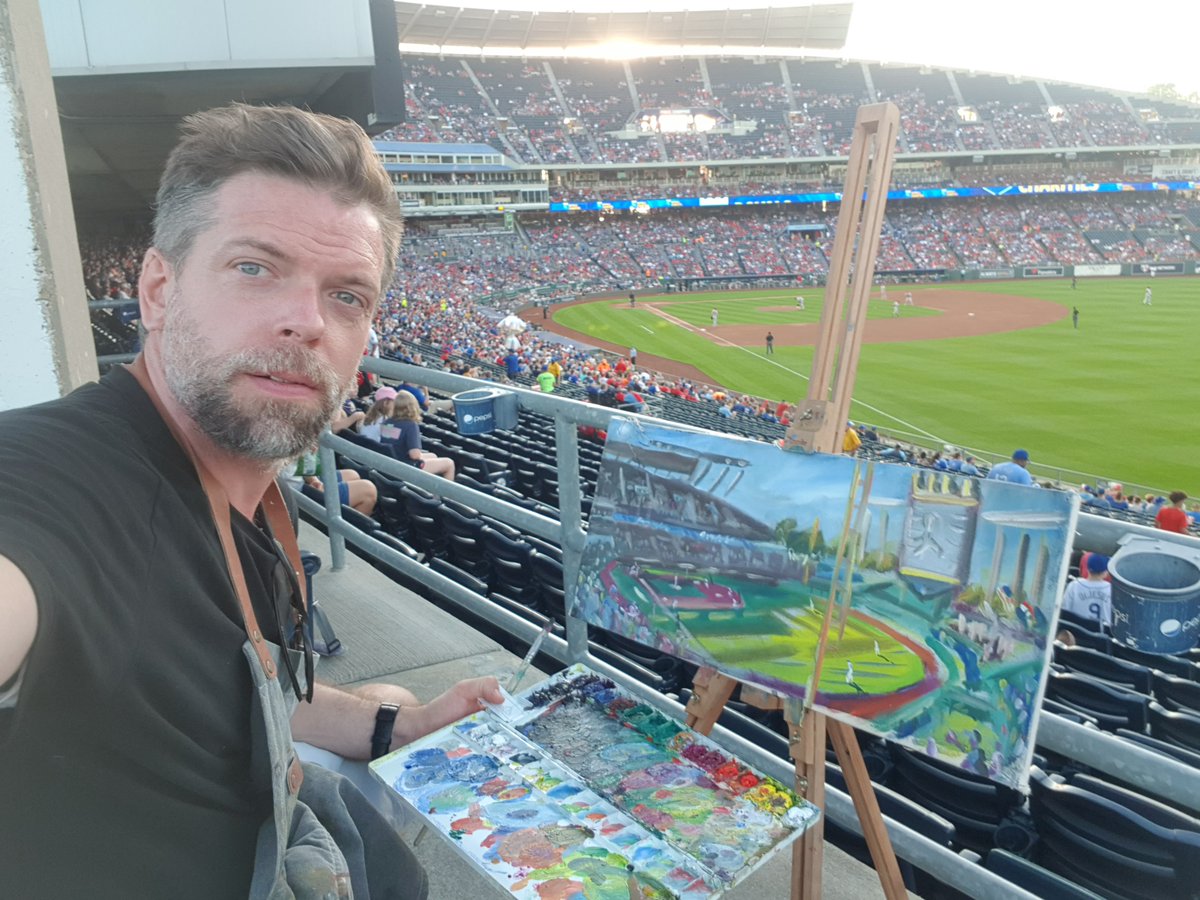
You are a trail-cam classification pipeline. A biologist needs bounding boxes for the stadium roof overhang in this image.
[392,2,853,52]
[55,64,374,220]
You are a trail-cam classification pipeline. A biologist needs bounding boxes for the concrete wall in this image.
[0,0,95,410]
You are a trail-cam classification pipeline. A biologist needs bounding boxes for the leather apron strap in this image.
[125,355,306,794]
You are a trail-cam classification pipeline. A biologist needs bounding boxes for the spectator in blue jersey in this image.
[961,455,980,477]
[1060,554,1112,628]
[986,449,1034,486]
[503,350,521,380]
[397,381,427,410]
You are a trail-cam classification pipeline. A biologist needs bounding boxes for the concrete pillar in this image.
[0,0,95,411]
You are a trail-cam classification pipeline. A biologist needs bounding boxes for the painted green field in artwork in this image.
[553,278,1199,493]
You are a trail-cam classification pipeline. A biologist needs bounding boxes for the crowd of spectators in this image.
[81,195,1200,329]
[376,55,1199,167]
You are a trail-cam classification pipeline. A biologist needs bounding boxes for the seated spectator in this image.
[1103,482,1130,510]
[390,391,455,480]
[615,388,645,412]
[331,402,365,435]
[987,449,1033,486]
[1060,554,1112,628]
[292,448,378,516]
[843,424,862,455]
[1156,491,1190,533]
[397,381,428,410]
[359,386,398,442]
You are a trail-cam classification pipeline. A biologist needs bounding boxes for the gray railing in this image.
[300,356,1198,899]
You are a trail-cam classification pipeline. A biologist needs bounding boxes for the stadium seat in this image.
[1053,644,1154,694]
[885,743,1025,855]
[339,505,381,537]
[1147,701,1200,753]
[1043,671,1150,733]
[434,501,489,577]
[337,430,396,461]
[1110,642,1198,680]
[365,471,411,539]
[398,484,446,560]
[479,527,536,602]
[427,557,489,597]
[528,551,568,620]
[1041,699,1101,730]
[1151,671,1200,715]
[1058,607,1111,633]
[1056,620,1114,653]
[1028,767,1200,900]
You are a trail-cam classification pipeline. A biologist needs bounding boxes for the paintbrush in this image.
[507,619,553,692]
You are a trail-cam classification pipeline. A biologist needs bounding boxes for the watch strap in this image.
[371,703,400,760]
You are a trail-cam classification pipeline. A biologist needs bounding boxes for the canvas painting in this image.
[574,419,1080,788]
[372,665,818,899]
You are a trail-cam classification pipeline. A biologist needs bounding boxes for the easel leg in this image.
[827,719,907,900]
[684,667,737,733]
[790,708,826,900]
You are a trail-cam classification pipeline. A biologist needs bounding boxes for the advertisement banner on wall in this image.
[1135,262,1185,276]
[1152,164,1200,179]
[978,268,1015,279]
[1023,265,1065,278]
[1073,264,1122,277]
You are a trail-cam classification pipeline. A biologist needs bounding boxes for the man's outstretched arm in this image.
[291,677,503,760]
[0,556,38,686]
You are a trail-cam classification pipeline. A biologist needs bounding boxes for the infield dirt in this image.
[527,290,1065,384]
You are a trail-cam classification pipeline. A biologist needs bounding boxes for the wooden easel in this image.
[684,102,906,900]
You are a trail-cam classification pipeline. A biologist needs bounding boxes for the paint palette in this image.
[372,665,819,898]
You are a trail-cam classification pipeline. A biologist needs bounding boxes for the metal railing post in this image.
[554,416,590,663]
[317,440,347,571]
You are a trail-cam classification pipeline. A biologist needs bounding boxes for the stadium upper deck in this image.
[379,54,1200,168]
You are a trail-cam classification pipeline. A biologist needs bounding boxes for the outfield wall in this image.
[670,260,1199,290]
[970,261,1198,280]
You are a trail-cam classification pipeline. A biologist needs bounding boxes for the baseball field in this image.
[546,278,1197,494]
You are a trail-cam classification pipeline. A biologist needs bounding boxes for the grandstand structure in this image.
[370,45,1200,297]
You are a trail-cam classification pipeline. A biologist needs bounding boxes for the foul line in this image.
[641,303,950,445]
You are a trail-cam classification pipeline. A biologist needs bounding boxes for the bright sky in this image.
[838,0,1198,97]
[441,0,1199,98]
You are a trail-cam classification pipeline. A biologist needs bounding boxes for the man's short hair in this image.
[153,103,403,294]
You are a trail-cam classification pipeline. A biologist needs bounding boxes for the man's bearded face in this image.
[161,291,355,461]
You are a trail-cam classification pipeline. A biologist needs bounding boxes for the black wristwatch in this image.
[370,703,400,760]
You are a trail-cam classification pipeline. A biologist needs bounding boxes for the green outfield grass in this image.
[657,293,938,328]
[554,279,1198,492]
